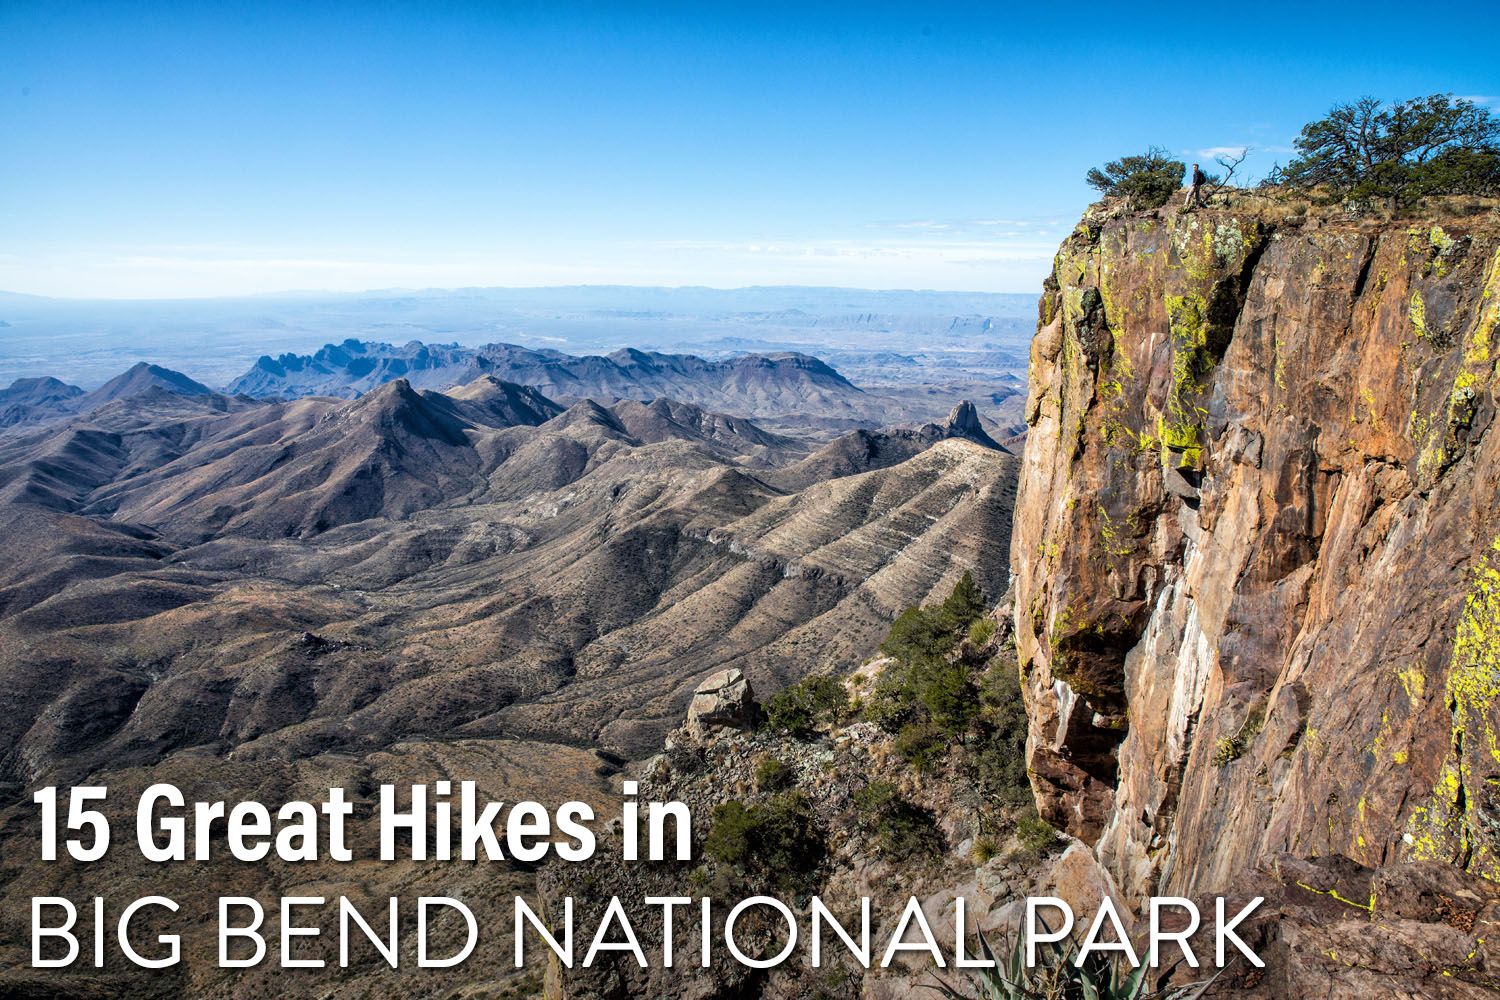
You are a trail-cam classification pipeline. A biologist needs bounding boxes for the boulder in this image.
[684,667,757,740]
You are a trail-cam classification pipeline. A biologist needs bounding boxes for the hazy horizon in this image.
[0,281,1040,304]
[7,2,1495,299]
[0,283,1039,390]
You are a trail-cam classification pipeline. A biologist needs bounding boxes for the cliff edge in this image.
[1013,199,1500,904]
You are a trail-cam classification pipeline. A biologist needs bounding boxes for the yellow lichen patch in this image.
[1359,386,1381,429]
[1398,664,1426,703]
[1096,503,1137,559]
[1466,245,1500,371]
[1410,290,1428,339]
[1449,536,1500,766]
[1371,709,1396,761]
[1417,440,1445,482]
[1158,293,1212,468]
[1404,761,1468,867]
[1406,536,1500,879]
[1296,880,1374,914]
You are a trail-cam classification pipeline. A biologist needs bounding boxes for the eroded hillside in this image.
[1012,201,1500,904]
[0,375,1016,996]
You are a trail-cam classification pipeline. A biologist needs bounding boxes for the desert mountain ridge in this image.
[0,346,1020,993]
[2,341,1027,441]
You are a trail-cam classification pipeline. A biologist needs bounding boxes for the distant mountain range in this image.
[2,341,1028,440]
[0,285,1038,392]
[228,339,865,416]
[0,362,212,429]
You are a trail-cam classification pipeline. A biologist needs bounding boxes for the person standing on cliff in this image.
[1183,162,1207,209]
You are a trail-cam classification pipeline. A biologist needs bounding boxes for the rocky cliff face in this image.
[1012,201,1500,904]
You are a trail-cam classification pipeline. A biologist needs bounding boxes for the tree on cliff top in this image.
[1279,94,1500,209]
[1085,146,1186,210]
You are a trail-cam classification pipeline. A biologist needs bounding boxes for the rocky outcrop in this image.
[940,399,1005,451]
[541,632,1063,1000]
[683,667,759,739]
[1172,854,1500,996]
[1012,201,1500,905]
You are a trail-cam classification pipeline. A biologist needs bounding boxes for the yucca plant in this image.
[925,923,1224,1000]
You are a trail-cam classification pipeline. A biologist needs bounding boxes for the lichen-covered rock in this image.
[1172,854,1500,997]
[1012,202,1500,904]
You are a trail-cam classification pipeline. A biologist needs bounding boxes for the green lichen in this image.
[1358,387,1381,428]
[1410,290,1428,338]
[1407,225,1460,278]
[1449,537,1500,766]
[1398,665,1426,703]
[1295,880,1375,914]
[1417,440,1446,481]
[1211,698,1268,767]
[1466,245,1500,371]
[1096,503,1137,558]
[1158,292,1212,468]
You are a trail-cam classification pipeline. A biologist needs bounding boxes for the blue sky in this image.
[2,1,1496,298]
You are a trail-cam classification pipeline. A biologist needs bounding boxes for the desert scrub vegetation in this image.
[764,674,849,737]
[1086,146,1186,210]
[754,754,794,792]
[863,575,1031,797]
[1012,810,1058,860]
[928,925,1220,1000]
[853,780,943,860]
[703,790,825,891]
[858,574,1051,857]
[864,571,991,744]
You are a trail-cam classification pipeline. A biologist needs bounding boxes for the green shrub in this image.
[915,658,976,735]
[861,671,917,733]
[754,755,794,792]
[894,720,945,772]
[765,675,848,737]
[880,606,953,663]
[970,662,1034,808]
[854,781,943,859]
[1086,147,1186,210]
[865,575,993,750]
[703,791,824,889]
[966,617,997,650]
[941,571,987,626]
[1014,809,1057,859]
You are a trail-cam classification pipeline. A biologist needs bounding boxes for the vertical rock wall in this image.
[1012,201,1500,902]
